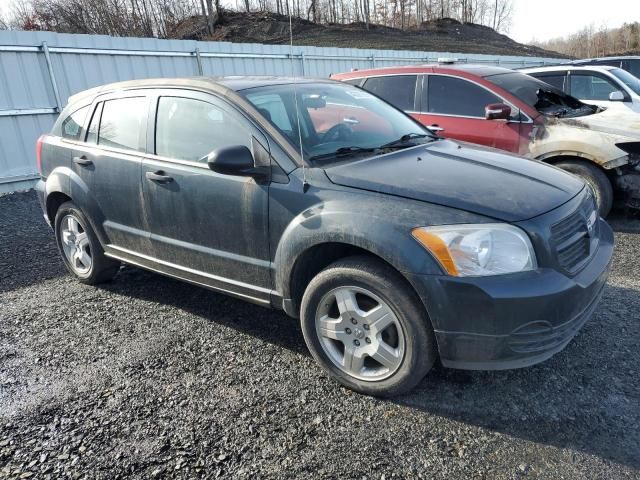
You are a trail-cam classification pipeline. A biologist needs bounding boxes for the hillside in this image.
[172,11,565,58]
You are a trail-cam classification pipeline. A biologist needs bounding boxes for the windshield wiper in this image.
[378,133,433,149]
[309,146,377,162]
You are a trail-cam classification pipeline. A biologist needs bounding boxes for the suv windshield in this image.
[486,72,597,118]
[241,82,435,164]
[609,67,640,96]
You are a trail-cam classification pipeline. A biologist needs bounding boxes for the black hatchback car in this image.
[36,77,614,396]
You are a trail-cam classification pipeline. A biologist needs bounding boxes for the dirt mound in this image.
[171,11,565,58]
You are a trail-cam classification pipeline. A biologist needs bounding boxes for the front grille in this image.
[551,192,598,273]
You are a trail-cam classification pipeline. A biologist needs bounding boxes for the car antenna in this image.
[289,12,309,193]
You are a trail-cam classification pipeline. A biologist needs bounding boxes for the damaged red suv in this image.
[332,65,640,217]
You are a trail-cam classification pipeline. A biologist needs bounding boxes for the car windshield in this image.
[609,68,640,96]
[241,82,436,164]
[486,72,597,118]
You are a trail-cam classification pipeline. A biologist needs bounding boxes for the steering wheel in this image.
[322,123,353,143]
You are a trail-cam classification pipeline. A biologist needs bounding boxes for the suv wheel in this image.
[300,256,436,396]
[556,160,613,217]
[54,201,120,284]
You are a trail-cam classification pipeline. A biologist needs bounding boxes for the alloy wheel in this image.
[59,214,92,275]
[315,286,405,381]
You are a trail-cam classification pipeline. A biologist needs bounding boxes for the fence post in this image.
[41,41,62,112]
[370,55,376,68]
[194,47,204,75]
[300,52,306,77]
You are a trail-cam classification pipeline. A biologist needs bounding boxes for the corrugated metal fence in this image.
[0,30,563,193]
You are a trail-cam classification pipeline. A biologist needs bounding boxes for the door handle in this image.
[145,170,173,183]
[428,124,445,132]
[73,156,93,167]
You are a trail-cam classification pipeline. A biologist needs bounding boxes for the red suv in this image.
[332,65,640,216]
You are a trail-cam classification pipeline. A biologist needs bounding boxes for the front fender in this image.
[529,122,630,169]
[273,192,489,304]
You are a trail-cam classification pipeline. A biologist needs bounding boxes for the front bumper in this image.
[407,218,614,370]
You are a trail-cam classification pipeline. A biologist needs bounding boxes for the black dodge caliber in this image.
[35,77,613,396]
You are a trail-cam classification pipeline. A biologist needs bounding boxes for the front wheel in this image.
[300,256,436,397]
[556,160,613,217]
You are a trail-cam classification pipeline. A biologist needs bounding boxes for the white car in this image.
[521,65,640,114]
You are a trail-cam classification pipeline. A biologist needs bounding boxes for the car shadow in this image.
[98,267,639,469]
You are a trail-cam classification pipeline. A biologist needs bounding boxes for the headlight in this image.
[412,224,537,277]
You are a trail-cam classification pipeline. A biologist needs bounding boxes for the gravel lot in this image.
[1,190,639,479]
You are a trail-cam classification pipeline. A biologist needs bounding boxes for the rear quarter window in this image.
[61,106,90,140]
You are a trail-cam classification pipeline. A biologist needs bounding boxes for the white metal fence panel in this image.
[0,30,563,193]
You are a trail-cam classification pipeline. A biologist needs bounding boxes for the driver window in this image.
[570,74,619,101]
[155,96,251,162]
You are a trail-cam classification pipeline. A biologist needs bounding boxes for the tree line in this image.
[534,22,640,58]
[0,0,514,38]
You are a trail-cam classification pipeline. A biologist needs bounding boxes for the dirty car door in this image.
[141,90,271,300]
[71,94,151,253]
[414,74,523,153]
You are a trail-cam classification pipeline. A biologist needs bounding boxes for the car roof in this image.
[67,76,334,105]
[521,65,618,73]
[573,56,640,62]
[333,63,515,79]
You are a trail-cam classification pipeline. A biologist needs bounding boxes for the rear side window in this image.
[342,78,363,86]
[624,59,640,78]
[61,106,89,140]
[534,74,566,91]
[426,75,501,117]
[362,75,417,111]
[569,73,620,101]
[155,96,250,162]
[97,97,147,152]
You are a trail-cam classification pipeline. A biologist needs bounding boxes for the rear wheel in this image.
[54,201,120,284]
[555,160,613,217]
[300,256,436,397]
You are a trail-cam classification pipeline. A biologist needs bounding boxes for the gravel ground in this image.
[1,190,639,479]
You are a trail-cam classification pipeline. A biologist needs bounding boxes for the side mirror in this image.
[609,91,625,101]
[485,103,512,120]
[207,145,257,177]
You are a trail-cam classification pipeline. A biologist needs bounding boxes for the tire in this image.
[556,160,613,217]
[54,201,120,284]
[300,255,436,397]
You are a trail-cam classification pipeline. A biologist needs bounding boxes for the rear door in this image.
[360,75,419,113]
[530,71,568,92]
[414,74,522,153]
[70,92,151,253]
[141,90,272,300]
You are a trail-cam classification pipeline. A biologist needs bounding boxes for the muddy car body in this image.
[332,65,640,215]
[36,77,613,396]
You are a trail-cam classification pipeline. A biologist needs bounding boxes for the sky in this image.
[1,0,639,45]
[509,0,640,43]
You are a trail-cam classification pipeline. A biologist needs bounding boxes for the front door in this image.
[413,74,523,154]
[141,91,272,301]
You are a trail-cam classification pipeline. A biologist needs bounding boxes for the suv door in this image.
[141,90,272,301]
[567,70,629,107]
[415,74,523,153]
[70,93,151,252]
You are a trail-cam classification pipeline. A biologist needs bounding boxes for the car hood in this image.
[324,140,584,222]
[555,106,640,138]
